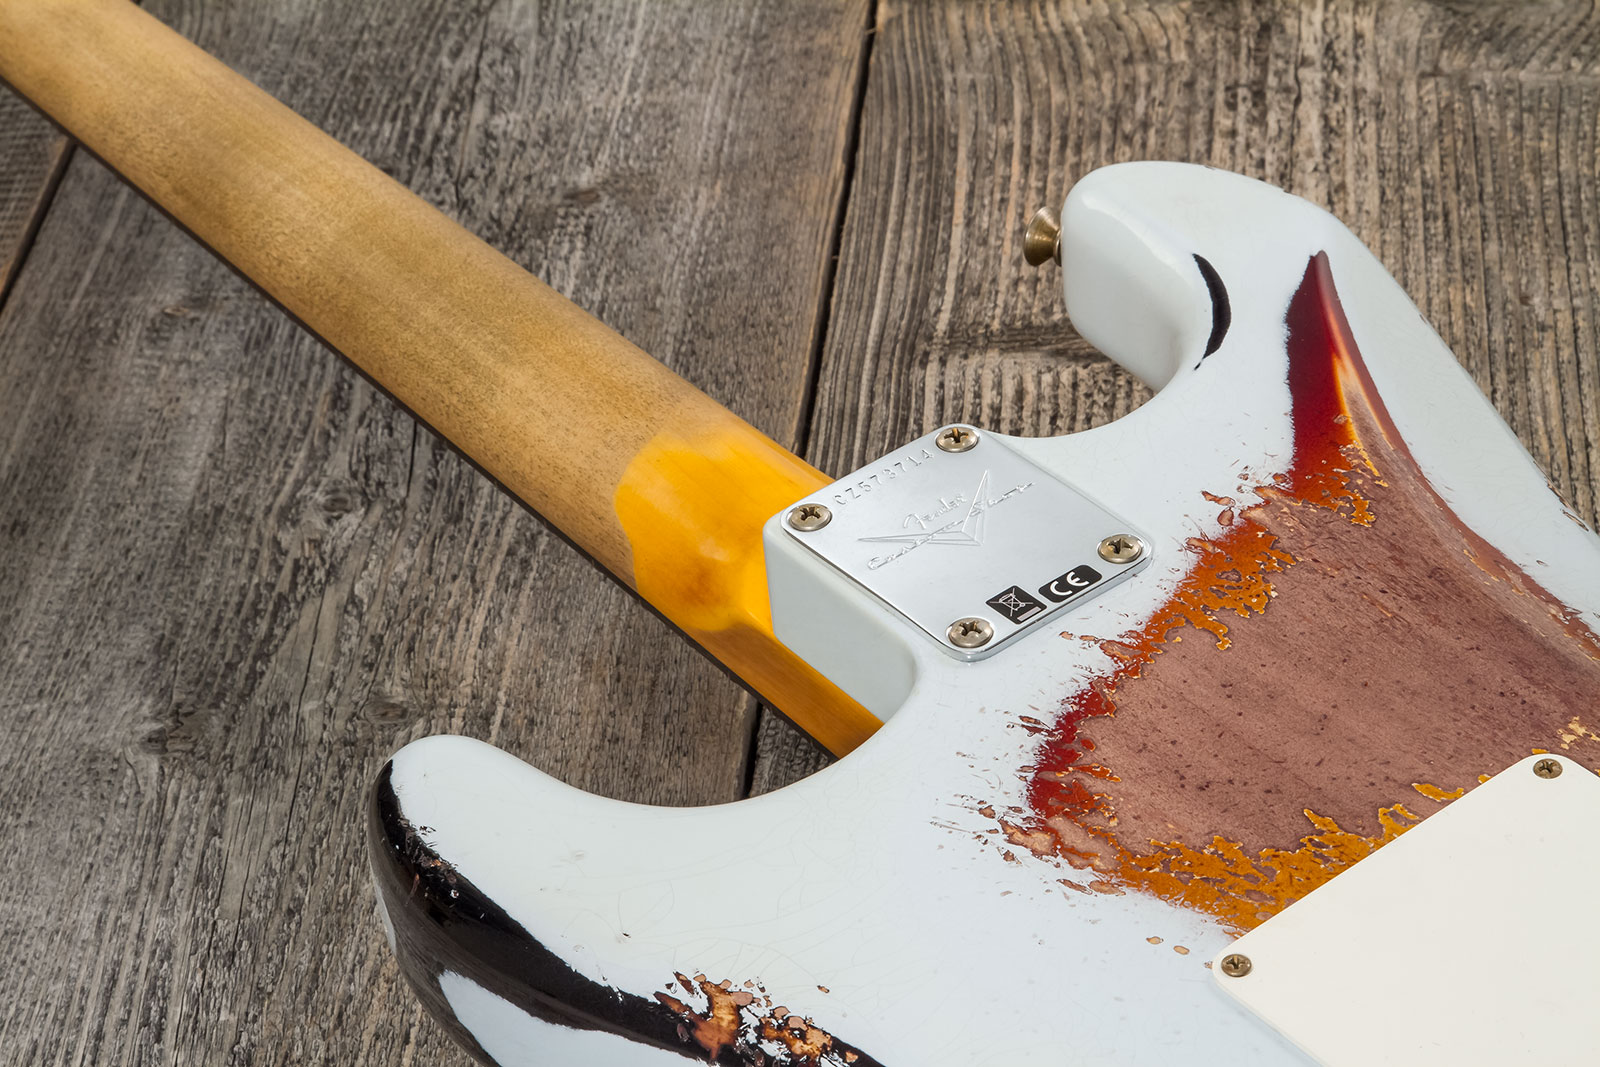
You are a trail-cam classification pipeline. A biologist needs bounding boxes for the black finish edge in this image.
[367,762,887,1067]
[1193,253,1231,366]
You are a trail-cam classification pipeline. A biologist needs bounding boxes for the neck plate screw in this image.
[1097,533,1145,564]
[936,426,979,453]
[787,503,832,532]
[946,616,994,649]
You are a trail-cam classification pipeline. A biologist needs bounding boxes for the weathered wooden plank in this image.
[7,0,1596,1058]
[0,0,868,1062]
[752,0,1600,790]
[0,90,69,300]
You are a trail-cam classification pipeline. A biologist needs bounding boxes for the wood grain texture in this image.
[0,0,867,1062]
[0,0,881,756]
[0,89,69,301]
[4,0,1598,1061]
[753,0,1600,786]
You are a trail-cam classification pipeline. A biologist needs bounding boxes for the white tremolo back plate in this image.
[1213,753,1600,1065]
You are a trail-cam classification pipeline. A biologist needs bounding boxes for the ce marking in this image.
[1039,564,1102,603]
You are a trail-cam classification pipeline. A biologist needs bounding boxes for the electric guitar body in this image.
[369,164,1600,1065]
[4,3,1596,1063]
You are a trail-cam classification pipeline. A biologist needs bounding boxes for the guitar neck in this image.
[0,0,878,754]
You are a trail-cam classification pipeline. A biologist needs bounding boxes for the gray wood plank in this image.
[0,90,69,301]
[752,0,1600,791]
[0,0,868,1062]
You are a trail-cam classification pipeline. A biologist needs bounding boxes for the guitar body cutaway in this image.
[370,163,1600,1066]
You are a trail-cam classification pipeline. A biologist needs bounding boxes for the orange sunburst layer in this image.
[1005,252,1594,932]
[654,972,867,1065]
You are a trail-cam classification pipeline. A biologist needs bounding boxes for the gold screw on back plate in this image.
[1533,757,1563,779]
[1220,953,1252,978]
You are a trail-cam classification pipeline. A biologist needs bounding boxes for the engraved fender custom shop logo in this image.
[858,470,1033,570]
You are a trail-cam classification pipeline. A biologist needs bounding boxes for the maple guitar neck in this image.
[0,0,878,754]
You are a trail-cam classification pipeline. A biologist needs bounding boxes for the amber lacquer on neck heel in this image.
[0,0,879,753]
